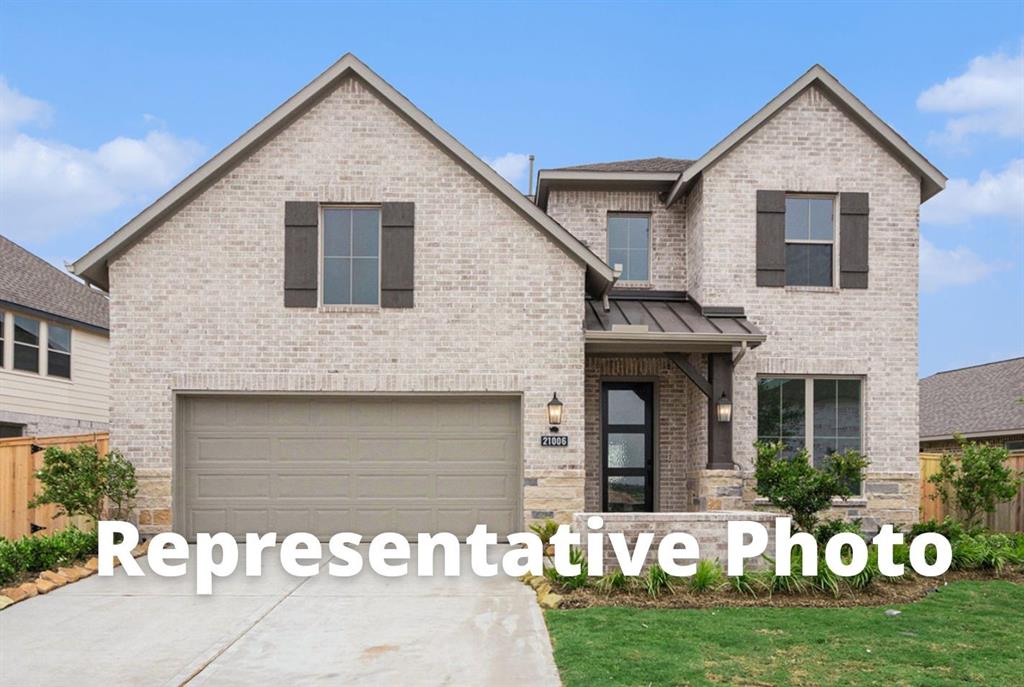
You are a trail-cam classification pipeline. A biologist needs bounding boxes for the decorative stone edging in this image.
[521,573,563,609]
[0,539,150,611]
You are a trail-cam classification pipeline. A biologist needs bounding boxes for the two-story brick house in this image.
[71,55,944,537]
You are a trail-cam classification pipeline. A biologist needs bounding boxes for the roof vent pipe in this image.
[527,154,535,196]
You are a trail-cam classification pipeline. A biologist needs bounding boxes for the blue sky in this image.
[0,1,1021,377]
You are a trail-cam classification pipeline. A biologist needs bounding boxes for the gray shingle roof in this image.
[920,358,1024,439]
[553,157,694,173]
[0,235,109,331]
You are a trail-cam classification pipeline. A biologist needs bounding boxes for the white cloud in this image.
[917,48,1024,145]
[920,238,1009,292]
[0,78,202,243]
[487,152,532,186]
[921,159,1024,225]
[0,76,53,130]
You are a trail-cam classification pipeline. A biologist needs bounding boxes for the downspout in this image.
[602,264,623,312]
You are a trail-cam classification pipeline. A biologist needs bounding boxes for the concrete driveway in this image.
[0,545,560,686]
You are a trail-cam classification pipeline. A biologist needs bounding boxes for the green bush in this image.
[644,563,674,598]
[814,517,864,543]
[689,559,724,594]
[29,444,138,522]
[909,516,974,542]
[754,440,869,533]
[950,533,1024,574]
[0,527,98,586]
[594,569,629,595]
[544,547,589,589]
[928,437,1023,528]
[529,519,559,547]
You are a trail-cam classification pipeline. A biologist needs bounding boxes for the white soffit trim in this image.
[71,54,616,293]
[664,64,947,206]
[535,170,680,209]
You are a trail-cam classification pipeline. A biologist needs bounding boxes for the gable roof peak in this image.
[664,63,946,205]
[71,54,615,295]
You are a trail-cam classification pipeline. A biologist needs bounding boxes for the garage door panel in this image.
[435,474,508,499]
[180,395,520,539]
[195,474,270,498]
[194,436,272,462]
[355,438,435,462]
[276,474,352,498]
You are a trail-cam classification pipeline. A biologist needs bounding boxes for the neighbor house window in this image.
[758,377,863,494]
[13,316,39,373]
[47,324,71,378]
[322,207,380,305]
[785,196,834,286]
[607,213,650,282]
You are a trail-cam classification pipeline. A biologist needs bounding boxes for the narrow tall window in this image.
[323,208,380,305]
[607,213,650,282]
[0,312,5,368]
[47,324,71,379]
[13,316,39,373]
[785,197,834,286]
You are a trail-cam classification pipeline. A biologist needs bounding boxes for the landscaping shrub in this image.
[727,570,761,597]
[689,559,723,594]
[29,444,138,522]
[950,533,1024,574]
[848,548,881,590]
[643,563,674,598]
[594,569,629,595]
[909,516,973,542]
[754,440,869,533]
[0,527,98,586]
[928,437,1023,528]
[544,547,589,589]
[814,517,864,543]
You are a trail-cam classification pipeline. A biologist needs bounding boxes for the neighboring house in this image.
[0,235,110,438]
[71,55,944,536]
[920,358,1024,453]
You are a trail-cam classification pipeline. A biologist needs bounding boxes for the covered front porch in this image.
[582,290,766,516]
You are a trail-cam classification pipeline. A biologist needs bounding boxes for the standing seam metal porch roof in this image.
[584,291,765,351]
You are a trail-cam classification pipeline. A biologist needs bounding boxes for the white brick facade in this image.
[104,69,924,533]
[547,85,922,528]
[108,76,587,530]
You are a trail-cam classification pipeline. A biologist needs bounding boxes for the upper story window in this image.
[607,213,650,282]
[13,315,39,373]
[784,196,834,286]
[322,208,380,305]
[48,324,71,378]
[757,376,863,494]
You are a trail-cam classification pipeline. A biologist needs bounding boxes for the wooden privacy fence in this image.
[0,433,109,540]
[920,451,1024,532]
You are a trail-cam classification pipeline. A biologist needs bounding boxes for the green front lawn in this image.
[545,581,1024,687]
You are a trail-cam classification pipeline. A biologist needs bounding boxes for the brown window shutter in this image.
[284,201,318,307]
[839,192,869,289]
[756,190,786,287]
[381,202,415,308]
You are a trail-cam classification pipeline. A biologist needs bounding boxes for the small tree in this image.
[29,444,138,522]
[754,441,869,533]
[928,436,1023,528]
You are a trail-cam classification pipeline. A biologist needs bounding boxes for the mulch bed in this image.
[556,570,1024,609]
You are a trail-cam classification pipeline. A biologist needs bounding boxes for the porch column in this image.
[707,352,733,469]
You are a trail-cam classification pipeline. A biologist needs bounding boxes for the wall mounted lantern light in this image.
[716,392,733,423]
[547,393,564,432]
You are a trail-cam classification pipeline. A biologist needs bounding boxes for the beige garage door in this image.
[177,395,521,540]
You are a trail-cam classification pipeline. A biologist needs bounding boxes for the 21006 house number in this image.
[540,435,569,447]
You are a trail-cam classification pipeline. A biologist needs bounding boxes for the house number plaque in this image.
[540,435,569,447]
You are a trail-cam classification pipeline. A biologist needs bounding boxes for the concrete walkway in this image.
[0,545,560,686]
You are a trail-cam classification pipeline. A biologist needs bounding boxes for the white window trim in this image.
[783,194,838,288]
[318,205,383,310]
[607,211,652,284]
[756,374,866,495]
[11,314,43,375]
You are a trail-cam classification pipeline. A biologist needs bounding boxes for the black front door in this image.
[602,382,654,512]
